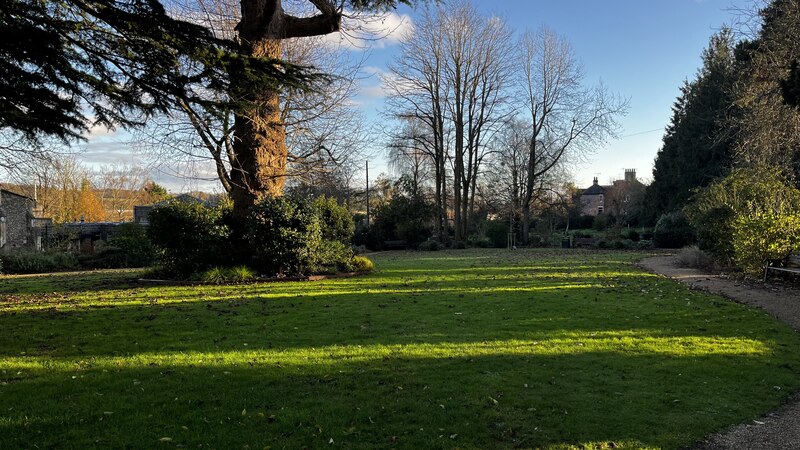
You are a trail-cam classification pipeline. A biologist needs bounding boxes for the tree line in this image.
[645,0,800,272]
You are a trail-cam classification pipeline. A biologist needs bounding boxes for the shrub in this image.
[314,196,355,243]
[147,201,231,276]
[84,223,155,269]
[592,215,608,231]
[0,251,78,274]
[199,266,257,284]
[313,239,354,273]
[686,168,800,271]
[485,220,509,248]
[676,246,716,271]
[622,229,640,242]
[419,239,442,251]
[349,255,374,273]
[654,211,695,248]
[247,196,321,276]
[732,212,800,275]
[636,240,654,250]
[228,265,257,283]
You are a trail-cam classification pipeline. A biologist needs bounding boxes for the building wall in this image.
[580,193,605,216]
[0,191,34,249]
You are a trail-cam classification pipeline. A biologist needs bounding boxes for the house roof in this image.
[582,184,606,195]
[0,188,34,201]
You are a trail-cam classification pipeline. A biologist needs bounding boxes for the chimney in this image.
[593,176,598,185]
[624,169,636,183]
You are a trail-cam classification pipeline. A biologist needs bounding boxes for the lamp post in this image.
[365,160,370,229]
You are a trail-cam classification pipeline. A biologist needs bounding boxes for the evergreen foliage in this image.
[0,0,315,143]
[644,29,738,223]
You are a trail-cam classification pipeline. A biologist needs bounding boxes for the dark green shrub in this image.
[1,251,78,273]
[691,206,735,261]
[622,229,640,242]
[419,239,442,251]
[592,215,608,231]
[636,240,654,250]
[485,220,509,248]
[313,239,354,273]
[147,200,231,276]
[86,223,155,268]
[314,196,355,243]
[654,211,696,249]
[247,196,321,276]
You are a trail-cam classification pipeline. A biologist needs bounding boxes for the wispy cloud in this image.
[322,11,413,51]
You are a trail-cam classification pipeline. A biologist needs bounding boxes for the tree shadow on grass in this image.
[0,285,790,360]
[0,351,795,449]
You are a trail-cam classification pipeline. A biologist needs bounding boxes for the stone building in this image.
[580,169,642,217]
[0,189,38,249]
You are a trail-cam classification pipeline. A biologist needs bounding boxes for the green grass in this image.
[1,249,799,449]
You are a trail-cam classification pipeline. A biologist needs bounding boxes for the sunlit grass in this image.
[0,249,799,449]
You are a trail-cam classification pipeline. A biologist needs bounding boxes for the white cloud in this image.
[322,11,414,51]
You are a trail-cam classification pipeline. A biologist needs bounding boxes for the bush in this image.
[419,239,442,251]
[467,235,491,248]
[622,229,640,242]
[147,201,231,276]
[314,196,355,243]
[592,215,608,231]
[313,239,354,273]
[83,223,155,269]
[485,220,509,248]
[247,196,354,276]
[247,196,321,276]
[0,251,78,274]
[636,240,654,250]
[199,265,257,284]
[654,211,695,248]
[349,255,374,273]
[732,212,800,274]
[676,246,716,270]
[686,167,800,272]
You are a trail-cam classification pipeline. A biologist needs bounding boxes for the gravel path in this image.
[638,256,800,450]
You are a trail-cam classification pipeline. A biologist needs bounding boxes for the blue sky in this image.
[80,0,746,192]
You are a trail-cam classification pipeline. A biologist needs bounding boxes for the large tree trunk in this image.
[230,0,341,218]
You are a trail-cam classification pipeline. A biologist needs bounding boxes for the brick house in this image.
[0,189,38,249]
[580,169,642,217]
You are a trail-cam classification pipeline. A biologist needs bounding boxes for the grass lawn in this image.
[1,249,799,449]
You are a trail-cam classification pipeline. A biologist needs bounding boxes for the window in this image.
[597,206,604,214]
[0,216,6,248]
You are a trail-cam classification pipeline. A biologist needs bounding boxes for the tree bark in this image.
[230,0,341,217]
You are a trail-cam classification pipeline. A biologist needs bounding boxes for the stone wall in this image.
[0,190,35,249]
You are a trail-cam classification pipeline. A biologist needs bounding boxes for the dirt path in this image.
[638,256,800,450]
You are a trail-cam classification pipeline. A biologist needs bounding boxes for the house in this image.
[0,189,42,249]
[580,169,642,217]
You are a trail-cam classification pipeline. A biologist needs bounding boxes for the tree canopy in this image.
[0,0,322,144]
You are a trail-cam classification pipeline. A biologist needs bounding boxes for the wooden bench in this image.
[764,252,800,282]
[572,237,598,248]
[383,240,408,250]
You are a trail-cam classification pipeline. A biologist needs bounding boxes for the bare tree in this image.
[387,119,433,199]
[95,164,151,221]
[385,1,511,243]
[441,3,512,242]
[384,6,449,241]
[516,27,627,243]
